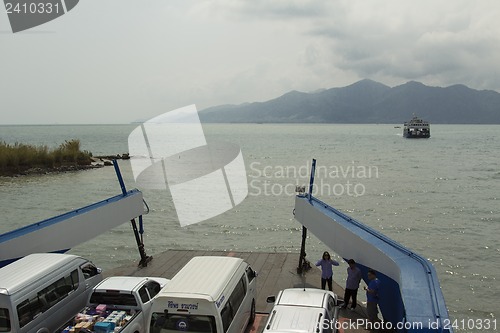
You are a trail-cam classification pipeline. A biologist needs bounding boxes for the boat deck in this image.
[106,250,374,333]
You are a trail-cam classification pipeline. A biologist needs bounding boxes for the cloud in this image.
[2,0,500,124]
[192,0,329,20]
[195,0,500,91]
[309,1,500,89]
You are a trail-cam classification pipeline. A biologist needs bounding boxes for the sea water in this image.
[0,124,498,330]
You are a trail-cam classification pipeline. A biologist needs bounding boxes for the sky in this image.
[1,0,500,124]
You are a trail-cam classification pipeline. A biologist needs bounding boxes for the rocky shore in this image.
[92,153,130,166]
[0,153,130,177]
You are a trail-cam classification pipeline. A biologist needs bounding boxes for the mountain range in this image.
[199,79,500,124]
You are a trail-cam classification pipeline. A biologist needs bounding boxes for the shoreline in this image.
[0,153,130,177]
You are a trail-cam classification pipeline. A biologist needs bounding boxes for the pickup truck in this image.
[264,288,342,333]
[59,276,169,333]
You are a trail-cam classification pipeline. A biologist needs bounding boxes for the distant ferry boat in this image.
[403,116,430,138]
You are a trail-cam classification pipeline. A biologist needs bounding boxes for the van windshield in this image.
[150,312,216,333]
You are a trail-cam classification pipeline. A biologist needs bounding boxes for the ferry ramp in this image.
[294,194,453,333]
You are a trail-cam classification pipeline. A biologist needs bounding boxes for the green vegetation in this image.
[0,139,93,175]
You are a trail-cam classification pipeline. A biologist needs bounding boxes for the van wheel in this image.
[249,299,256,324]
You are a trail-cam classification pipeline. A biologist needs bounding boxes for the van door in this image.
[226,277,248,333]
[326,295,335,319]
[245,266,256,323]
[326,295,338,332]
[80,262,101,291]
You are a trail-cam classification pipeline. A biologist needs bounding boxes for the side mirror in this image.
[266,296,276,303]
[336,300,345,308]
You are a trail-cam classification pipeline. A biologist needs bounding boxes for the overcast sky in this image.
[1,0,500,124]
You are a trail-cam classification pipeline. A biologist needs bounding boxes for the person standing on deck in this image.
[364,269,381,325]
[315,251,339,291]
[342,259,362,310]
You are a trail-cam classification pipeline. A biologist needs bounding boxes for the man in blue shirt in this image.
[315,251,339,291]
[364,269,381,324]
[342,259,362,310]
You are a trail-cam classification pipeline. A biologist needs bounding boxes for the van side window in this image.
[16,270,79,328]
[17,298,38,328]
[145,280,162,299]
[246,267,256,283]
[138,286,150,303]
[220,302,233,332]
[227,277,246,320]
[69,269,80,289]
[240,275,247,294]
[17,293,46,328]
[81,263,99,279]
[327,296,335,318]
[220,275,248,332]
[0,308,11,332]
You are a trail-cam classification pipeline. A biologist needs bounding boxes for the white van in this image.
[0,253,102,333]
[264,288,341,333]
[149,256,257,333]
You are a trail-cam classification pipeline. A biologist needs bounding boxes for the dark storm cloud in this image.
[207,0,500,91]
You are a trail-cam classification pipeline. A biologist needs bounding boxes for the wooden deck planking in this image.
[139,250,178,277]
[107,251,339,312]
[256,252,288,310]
[105,250,371,333]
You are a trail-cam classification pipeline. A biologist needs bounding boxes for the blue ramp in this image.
[294,194,453,333]
[0,189,144,267]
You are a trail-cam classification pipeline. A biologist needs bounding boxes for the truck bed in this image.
[58,304,141,333]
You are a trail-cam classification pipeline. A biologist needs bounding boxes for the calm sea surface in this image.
[0,124,499,330]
